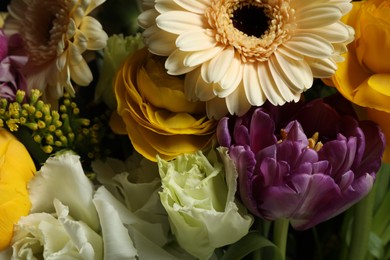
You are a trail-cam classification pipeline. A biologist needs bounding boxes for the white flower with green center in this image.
[138,0,354,118]
[157,147,253,260]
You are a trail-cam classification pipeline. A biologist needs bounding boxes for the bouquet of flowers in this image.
[0,0,389,259]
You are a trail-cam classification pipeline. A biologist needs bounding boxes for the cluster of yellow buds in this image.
[0,90,102,159]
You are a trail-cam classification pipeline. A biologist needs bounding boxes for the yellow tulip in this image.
[330,0,390,161]
[0,128,35,250]
[112,48,217,161]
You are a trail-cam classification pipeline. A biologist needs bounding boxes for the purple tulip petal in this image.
[249,109,277,153]
[230,145,259,216]
[218,93,385,230]
[217,117,231,147]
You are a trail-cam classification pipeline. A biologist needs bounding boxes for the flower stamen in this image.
[308,132,323,151]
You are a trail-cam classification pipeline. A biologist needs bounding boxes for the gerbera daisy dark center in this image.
[232,5,270,38]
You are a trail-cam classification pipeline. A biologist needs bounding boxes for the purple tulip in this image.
[217,96,385,230]
[0,30,27,101]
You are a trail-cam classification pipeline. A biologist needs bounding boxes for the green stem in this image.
[348,188,376,260]
[273,218,289,260]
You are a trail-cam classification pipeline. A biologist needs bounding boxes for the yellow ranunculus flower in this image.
[112,48,217,161]
[0,128,35,250]
[330,0,390,161]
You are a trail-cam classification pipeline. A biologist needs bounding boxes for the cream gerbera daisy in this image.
[4,0,108,103]
[138,0,354,118]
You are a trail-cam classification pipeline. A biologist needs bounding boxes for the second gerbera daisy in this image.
[4,0,108,103]
[138,0,354,118]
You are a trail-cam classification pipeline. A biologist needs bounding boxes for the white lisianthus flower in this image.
[157,147,254,260]
[4,152,137,259]
[92,152,197,260]
[138,0,354,118]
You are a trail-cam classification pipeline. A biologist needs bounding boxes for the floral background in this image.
[0,0,389,259]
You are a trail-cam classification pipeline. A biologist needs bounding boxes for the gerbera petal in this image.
[156,11,204,34]
[184,68,201,101]
[155,0,182,13]
[195,74,218,101]
[144,26,178,56]
[138,9,159,28]
[201,47,234,84]
[218,52,243,91]
[283,34,334,59]
[165,49,195,75]
[268,59,300,102]
[297,21,352,43]
[79,16,108,50]
[68,43,93,86]
[273,51,313,91]
[176,29,216,52]
[85,0,106,15]
[225,82,252,116]
[173,0,209,14]
[307,57,338,78]
[70,57,93,86]
[296,5,342,29]
[243,63,266,106]
[184,45,224,67]
[257,63,284,106]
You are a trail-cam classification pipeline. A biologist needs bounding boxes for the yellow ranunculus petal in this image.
[353,74,390,113]
[109,111,128,135]
[0,128,35,250]
[355,4,390,73]
[113,48,217,161]
[332,51,371,102]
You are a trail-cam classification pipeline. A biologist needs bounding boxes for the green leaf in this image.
[221,231,284,260]
[368,232,384,259]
